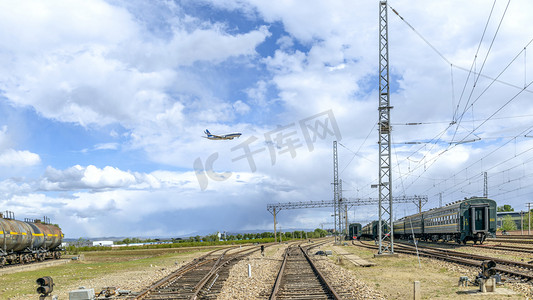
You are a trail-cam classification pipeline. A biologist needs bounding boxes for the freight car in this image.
[393,197,496,244]
[0,212,63,266]
[361,221,389,240]
[346,223,362,240]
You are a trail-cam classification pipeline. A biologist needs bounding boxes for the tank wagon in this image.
[346,223,362,240]
[361,221,389,240]
[0,212,63,266]
[393,197,496,244]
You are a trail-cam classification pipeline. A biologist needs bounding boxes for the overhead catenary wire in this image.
[386,2,533,199]
[451,0,511,144]
[421,123,533,193]
[388,2,533,94]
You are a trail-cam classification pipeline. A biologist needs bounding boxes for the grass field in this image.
[0,247,216,299]
[332,244,527,299]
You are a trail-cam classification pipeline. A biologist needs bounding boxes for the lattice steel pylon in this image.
[333,141,339,242]
[378,0,394,255]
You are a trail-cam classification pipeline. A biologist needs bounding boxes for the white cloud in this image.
[0,0,270,130]
[232,100,250,114]
[0,149,41,168]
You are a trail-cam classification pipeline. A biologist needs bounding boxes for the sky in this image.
[0,0,533,238]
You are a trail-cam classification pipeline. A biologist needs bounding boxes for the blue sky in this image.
[1,0,533,238]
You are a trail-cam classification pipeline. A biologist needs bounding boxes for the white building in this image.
[92,240,114,247]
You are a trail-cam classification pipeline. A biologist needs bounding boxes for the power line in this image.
[388,2,533,95]
[452,0,498,125]
[392,113,533,126]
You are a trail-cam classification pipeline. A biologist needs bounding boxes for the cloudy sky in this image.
[1,0,532,238]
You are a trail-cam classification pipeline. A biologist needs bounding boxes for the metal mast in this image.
[378,0,394,254]
[340,179,346,235]
[333,141,339,242]
[483,171,488,198]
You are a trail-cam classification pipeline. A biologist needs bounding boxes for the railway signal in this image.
[481,260,497,278]
[36,276,54,299]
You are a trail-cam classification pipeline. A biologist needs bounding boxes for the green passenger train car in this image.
[393,197,496,244]
[346,223,362,240]
[361,221,389,240]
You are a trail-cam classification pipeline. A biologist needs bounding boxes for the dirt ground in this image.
[334,243,532,299]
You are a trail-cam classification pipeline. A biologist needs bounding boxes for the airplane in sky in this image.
[204,129,242,140]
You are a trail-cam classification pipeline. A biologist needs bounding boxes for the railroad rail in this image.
[132,245,261,300]
[487,238,533,244]
[354,240,533,282]
[474,243,533,254]
[493,235,533,239]
[269,243,341,300]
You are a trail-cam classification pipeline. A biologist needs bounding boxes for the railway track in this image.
[132,245,262,300]
[354,240,533,282]
[269,243,342,300]
[474,243,533,254]
[487,238,533,244]
[492,235,533,239]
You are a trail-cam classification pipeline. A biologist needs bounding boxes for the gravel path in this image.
[312,243,386,300]
[218,241,386,300]
[217,243,286,299]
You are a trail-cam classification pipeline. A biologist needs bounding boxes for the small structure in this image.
[92,241,113,247]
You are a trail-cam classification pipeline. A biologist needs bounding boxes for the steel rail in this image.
[474,243,533,253]
[300,245,342,300]
[394,243,533,281]
[133,248,225,300]
[396,242,533,271]
[191,243,273,300]
[269,241,341,300]
[486,238,533,244]
[355,240,533,281]
[268,246,289,300]
[490,235,533,239]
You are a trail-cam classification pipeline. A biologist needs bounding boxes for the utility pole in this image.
[333,141,339,243]
[340,179,344,235]
[377,0,394,255]
[526,202,533,235]
[521,211,524,235]
[345,203,348,237]
[439,193,442,208]
[273,207,277,242]
[483,172,488,198]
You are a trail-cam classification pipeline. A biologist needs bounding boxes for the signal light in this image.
[481,260,497,278]
[36,276,54,295]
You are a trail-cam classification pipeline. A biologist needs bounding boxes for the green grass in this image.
[333,244,525,299]
[0,248,212,299]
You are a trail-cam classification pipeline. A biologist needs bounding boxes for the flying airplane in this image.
[204,129,242,140]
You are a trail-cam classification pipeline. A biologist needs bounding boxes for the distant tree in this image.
[502,215,517,231]
[193,235,201,242]
[284,232,292,238]
[203,232,219,242]
[314,228,328,237]
[236,234,243,240]
[497,205,514,212]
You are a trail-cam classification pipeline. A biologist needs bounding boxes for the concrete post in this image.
[273,207,277,243]
[413,281,421,300]
[521,211,524,235]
